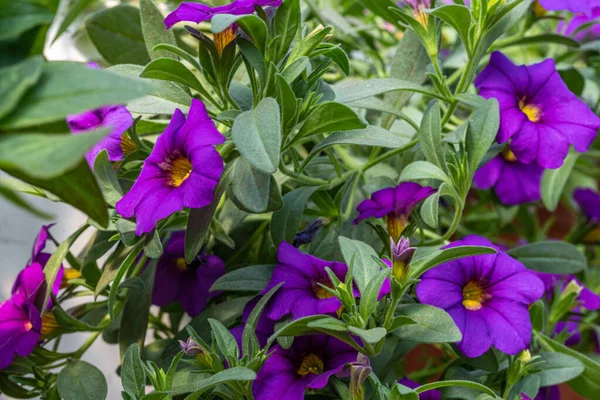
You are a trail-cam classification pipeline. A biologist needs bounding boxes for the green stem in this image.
[361,139,419,172]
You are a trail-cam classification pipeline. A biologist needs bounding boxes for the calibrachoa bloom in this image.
[539,0,600,16]
[0,300,41,369]
[573,188,600,222]
[354,182,436,241]
[262,242,357,320]
[399,377,441,400]
[67,63,134,165]
[116,99,225,235]
[562,8,600,40]
[475,52,600,169]
[252,335,357,400]
[536,272,600,311]
[474,150,544,205]
[152,231,225,317]
[417,235,544,358]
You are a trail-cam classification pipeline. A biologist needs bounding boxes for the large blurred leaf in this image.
[0,0,55,42]
[0,56,44,120]
[85,4,150,65]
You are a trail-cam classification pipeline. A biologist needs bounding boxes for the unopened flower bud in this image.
[293,219,325,247]
[179,337,213,368]
[349,354,372,400]
[391,237,416,283]
[518,350,531,364]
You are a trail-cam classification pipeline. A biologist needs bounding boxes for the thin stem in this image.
[361,139,419,172]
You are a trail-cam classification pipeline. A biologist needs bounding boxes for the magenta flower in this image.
[562,8,600,40]
[354,182,436,241]
[262,242,358,320]
[474,152,544,205]
[164,0,282,29]
[399,377,441,400]
[573,188,600,222]
[539,0,600,16]
[417,235,544,358]
[152,232,225,317]
[475,52,600,169]
[252,335,357,400]
[116,99,225,235]
[0,300,42,370]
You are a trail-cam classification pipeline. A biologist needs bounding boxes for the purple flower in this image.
[262,242,357,320]
[67,64,133,166]
[0,300,42,370]
[573,188,600,222]
[474,151,544,205]
[116,99,225,235]
[354,182,436,241]
[399,377,441,400]
[152,232,225,317]
[539,0,600,16]
[164,0,282,28]
[252,335,357,400]
[475,52,600,169]
[536,272,600,311]
[561,8,600,40]
[417,235,544,358]
[231,296,276,349]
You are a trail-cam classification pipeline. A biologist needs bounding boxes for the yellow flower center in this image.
[41,313,61,336]
[24,321,33,332]
[61,268,83,288]
[501,146,518,162]
[462,280,491,311]
[414,10,429,28]
[519,98,542,122]
[297,353,324,376]
[214,26,236,56]
[169,157,193,187]
[312,278,335,299]
[176,257,189,271]
[120,133,137,157]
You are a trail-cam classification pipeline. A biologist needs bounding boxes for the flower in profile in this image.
[417,235,544,358]
[573,188,600,222]
[390,237,416,283]
[164,0,282,54]
[354,182,436,242]
[399,377,441,400]
[536,272,600,311]
[0,300,42,369]
[262,242,357,320]
[474,149,544,205]
[231,296,276,349]
[151,232,225,317]
[116,99,225,235]
[561,8,600,40]
[252,335,357,400]
[402,0,431,27]
[67,63,133,165]
[349,354,372,400]
[475,52,600,169]
[538,0,600,16]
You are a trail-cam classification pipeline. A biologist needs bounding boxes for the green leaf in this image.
[419,101,446,170]
[535,331,600,398]
[273,0,301,60]
[57,361,108,400]
[359,268,390,322]
[108,241,144,320]
[122,344,146,399]
[93,149,122,207]
[338,236,380,294]
[144,230,163,259]
[211,265,275,292]
[541,150,579,212]
[465,98,500,173]
[52,0,96,44]
[0,62,151,129]
[231,157,271,213]
[334,78,446,104]
[348,326,387,344]
[399,161,452,184]
[140,58,210,98]
[410,245,496,278]
[429,5,472,53]
[420,183,459,228]
[270,186,319,246]
[0,180,52,218]
[508,241,585,274]
[0,56,43,120]
[185,161,234,263]
[414,380,496,397]
[291,102,366,145]
[140,0,177,60]
[498,34,580,50]
[185,368,256,400]
[392,304,462,343]
[212,14,267,53]
[208,318,239,359]
[530,352,584,387]
[238,39,267,83]
[0,1,55,43]
[281,56,309,83]
[277,74,298,127]
[85,4,150,65]
[232,97,281,174]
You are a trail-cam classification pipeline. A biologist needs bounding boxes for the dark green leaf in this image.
[108,241,144,319]
[334,78,445,104]
[94,149,122,207]
[185,368,256,400]
[359,269,389,321]
[140,0,177,59]
[208,318,239,359]
[414,380,496,397]
[419,101,446,170]
[338,236,380,294]
[465,98,500,173]
[52,0,96,44]
[429,5,472,53]
[140,58,209,98]
[410,245,496,278]
[392,304,462,343]
[541,150,579,212]
[231,157,271,213]
[57,361,108,400]
[122,344,146,399]
[508,241,586,274]
[270,186,319,246]
[348,326,387,344]
[0,56,43,120]
[291,102,366,145]
[530,352,584,387]
[211,265,275,292]
[273,0,301,60]
[399,161,452,184]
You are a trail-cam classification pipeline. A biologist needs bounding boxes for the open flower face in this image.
[152,232,225,317]
[475,52,600,169]
[417,235,544,358]
[474,152,544,205]
[252,335,357,400]
[164,0,282,28]
[116,99,225,235]
[0,300,41,370]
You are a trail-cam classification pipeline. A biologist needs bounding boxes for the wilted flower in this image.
[354,183,436,242]
[116,99,225,235]
[417,235,544,358]
[152,232,225,317]
[474,149,544,205]
[399,377,441,400]
[475,51,600,169]
[252,335,357,400]
[262,242,357,320]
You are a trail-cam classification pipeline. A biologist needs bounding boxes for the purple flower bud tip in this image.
[390,237,416,264]
[179,337,203,356]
